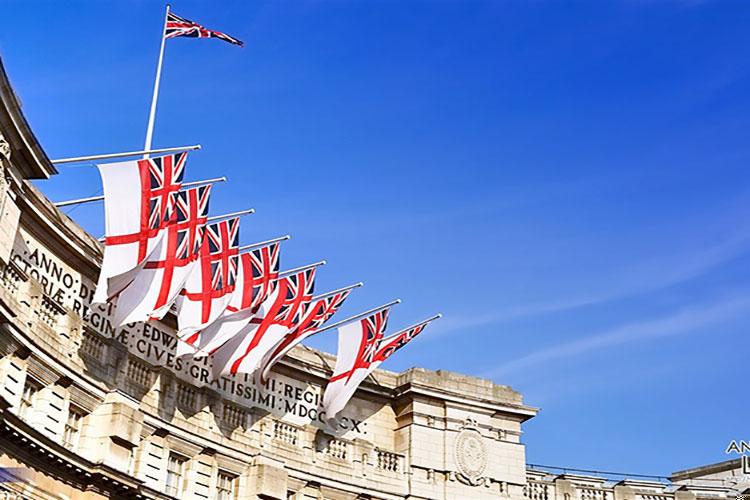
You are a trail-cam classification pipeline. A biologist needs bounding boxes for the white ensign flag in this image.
[113,185,209,327]
[257,289,352,385]
[179,243,281,358]
[93,153,186,304]
[321,308,390,422]
[322,310,436,423]
[174,218,240,337]
[210,268,315,380]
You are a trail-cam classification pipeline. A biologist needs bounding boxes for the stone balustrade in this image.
[273,420,300,446]
[525,469,742,500]
[376,448,402,473]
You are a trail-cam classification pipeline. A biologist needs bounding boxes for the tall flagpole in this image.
[144,4,170,158]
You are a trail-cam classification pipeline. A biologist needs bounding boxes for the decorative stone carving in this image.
[0,132,13,251]
[454,418,488,486]
[0,132,10,163]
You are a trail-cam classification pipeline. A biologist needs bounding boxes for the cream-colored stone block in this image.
[245,462,288,500]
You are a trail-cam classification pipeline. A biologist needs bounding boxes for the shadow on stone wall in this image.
[76,323,386,443]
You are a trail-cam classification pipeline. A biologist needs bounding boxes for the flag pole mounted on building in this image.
[143,4,170,158]
[312,299,402,336]
[143,5,244,158]
[54,176,226,207]
[51,144,201,165]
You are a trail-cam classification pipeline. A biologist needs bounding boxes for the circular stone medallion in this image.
[454,427,487,484]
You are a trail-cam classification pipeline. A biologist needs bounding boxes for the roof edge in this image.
[0,55,57,179]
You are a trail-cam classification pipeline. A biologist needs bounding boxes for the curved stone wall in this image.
[0,57,537,500]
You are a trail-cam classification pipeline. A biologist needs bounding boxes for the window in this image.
[19,377,42,419]
[63,405,86,449]
[216,470,238,500]
[165,453,187,496]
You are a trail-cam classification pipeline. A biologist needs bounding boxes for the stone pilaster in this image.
[81,390,144,473]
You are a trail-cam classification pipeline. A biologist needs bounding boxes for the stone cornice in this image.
[0,57,56,179]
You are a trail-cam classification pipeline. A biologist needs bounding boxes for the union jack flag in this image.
[172,185,211,260]
[258,288,352,384]
[298,290,351,337]
[104,152,186,263]
[274,268,316,327]
[178,217,240,330]
[146,153,187,229]
[204,218,240,292]
[165,12,243,47]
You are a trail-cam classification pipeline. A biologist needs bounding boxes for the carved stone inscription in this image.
[9,228,369,437]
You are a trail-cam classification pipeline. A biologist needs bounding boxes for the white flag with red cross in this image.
[321,310,438,422]
[174,217,240,336]
[178,242,281,358]
[93,152,187,304]
[210,267,316,380]
[321,308,390,422]
[257,288,352,385]
[112,185,210,327]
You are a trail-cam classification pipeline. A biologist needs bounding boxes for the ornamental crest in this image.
[454,418,487,486]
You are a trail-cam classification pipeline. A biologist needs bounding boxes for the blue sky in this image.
[2,0,749,476]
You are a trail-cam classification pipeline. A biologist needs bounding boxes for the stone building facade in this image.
[0,56,747,500]
[0,57,537,499]
[524,460,749,500]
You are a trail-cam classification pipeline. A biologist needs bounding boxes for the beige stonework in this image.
[0,56,537,500]
[0,55,745,500]
[524,464,749,500]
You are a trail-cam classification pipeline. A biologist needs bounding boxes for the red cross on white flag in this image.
[210,268,316,380]
[93,153,187,304]
[177,242,281,359]
[257,289,352,385]
[174,217,240,336]
[321,309,436,423]
[112,185,210,327]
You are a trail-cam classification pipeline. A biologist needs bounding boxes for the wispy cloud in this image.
[521,361,680,406]
[428,211,750,339]
[483,293,750,378]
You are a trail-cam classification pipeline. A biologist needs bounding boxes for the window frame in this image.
[62,404,86,450]
[165,452,188,497]
[216,469,239,500]
[19,376,42,419]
